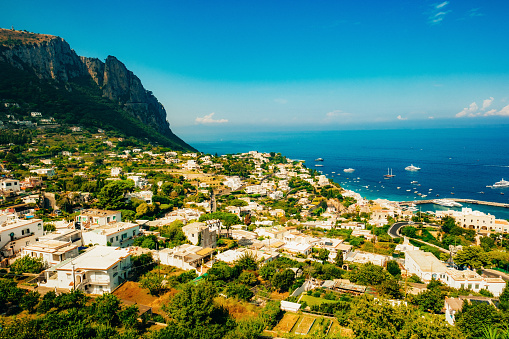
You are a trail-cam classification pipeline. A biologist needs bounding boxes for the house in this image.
[127,175,148,188]
[22,240,79,267]
[75,209,122,227]
[40,246,131,294]
[159,244,213,272]
[216,248,279,264]
[282,242,313,256]
[445,296,500,325]
[404,250,448,282]
[126,190,153,204]
[82,222,140,247]
[280,300,301,312]
[182,222,217,248]
[443,268,505,297]
[223,176,243,191]
[0,178,20,193]
[39,228,82,245]
[0,218,44,259]
[30,168,55,177]
[111,167,123,177]
[345,251,389,267]
[31,112,42,117]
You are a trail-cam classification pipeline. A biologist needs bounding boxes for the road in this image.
[388,221,449,254]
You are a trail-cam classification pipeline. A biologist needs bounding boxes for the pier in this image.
[399,199,509,208]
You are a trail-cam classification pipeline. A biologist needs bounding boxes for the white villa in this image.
[82,222,140,247]
[0,218,44,259]
[76,209,122,227]
[40,246,131,294]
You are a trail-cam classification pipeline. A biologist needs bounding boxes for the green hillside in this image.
[0,61,194,151]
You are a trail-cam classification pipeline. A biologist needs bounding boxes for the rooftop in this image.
[406,250,447,273]
[57,246,130,271]
[87,222,138,236]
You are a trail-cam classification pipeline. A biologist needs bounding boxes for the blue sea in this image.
[182,127,509,219]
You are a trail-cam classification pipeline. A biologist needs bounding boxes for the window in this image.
[460,284,464,289]
[112,265,118,270]
[475,284,479,290]
[116,235,118,241]
[113,272,118,278]
[110,237,114,243]
[468,284,472,290]
[122,233,127,239]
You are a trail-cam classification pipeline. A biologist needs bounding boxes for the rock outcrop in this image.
[0,28,177,140]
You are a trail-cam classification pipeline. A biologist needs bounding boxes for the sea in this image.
[182,126,509,220]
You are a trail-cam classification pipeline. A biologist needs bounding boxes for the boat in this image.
[315,164,323,167]
[315,158,324,162]
[421,194,427,198]
[405,164,421,171]
[384,168,395,178]
[397,187,401,189]
[343,168,355,173]
[411,181,418,184]
[489,178,509,188]
[432,199,462,207]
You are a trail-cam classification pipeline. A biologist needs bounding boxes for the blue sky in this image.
[2,0,509,135]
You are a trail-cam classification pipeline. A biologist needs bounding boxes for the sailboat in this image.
[384,168,395,178]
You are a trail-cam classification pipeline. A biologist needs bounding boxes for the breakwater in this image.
[400,199,509,208]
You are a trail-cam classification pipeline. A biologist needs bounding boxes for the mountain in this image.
[0,28,194,151]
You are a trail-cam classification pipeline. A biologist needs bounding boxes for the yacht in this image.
[405,164,421,171]
[490,178,509,188]
[343,168,355,173]
[315,158,324,162]
[411,180,418,184]
[315,164,323,167]
[432,199,462,207]
[384,168,395,178]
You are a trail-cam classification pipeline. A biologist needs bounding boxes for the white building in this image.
[76,209,122,227]
[404,250,448,282]
[223,176,243,191]
[30,168,55,177]
[0,178,20,193]
[435,207,509,234]
[182,222,216,248]
[159,244,213,272]
[22,240,79,267]
[82,222,140,248]
[111,167,123,177]
[40,246,131,294]
[127,175,148,188]
[443,268,505,297]
[0,218,44,258]
[282,242,313,256]
[345,251,388,267]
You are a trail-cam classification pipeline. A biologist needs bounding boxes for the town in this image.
[1,116,509,338]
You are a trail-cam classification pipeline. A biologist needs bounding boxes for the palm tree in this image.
[482,326,500,339]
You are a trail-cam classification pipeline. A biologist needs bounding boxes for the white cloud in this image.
[428,2,451,24]
[428,116,435,119]
[482,97,494,110]
[436,1,449,9]
[455,102,478,118]
[484,105,509,117]
[397,115,408,120]
[274,98,288,104]
[326,110,352,118]
[195,112,228,124]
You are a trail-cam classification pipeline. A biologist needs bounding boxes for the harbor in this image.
[400,199,509,208]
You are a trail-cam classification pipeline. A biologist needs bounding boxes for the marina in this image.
[400,198,509,208]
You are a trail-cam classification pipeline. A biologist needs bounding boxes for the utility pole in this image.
[72,261,76,291]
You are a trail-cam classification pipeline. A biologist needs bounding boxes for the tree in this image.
[10,255,45,274]
[92,293,121,325]
[20,290,40,313]
[315,248,330,264]
[119,304,140,329]
[225,283,254,301]
[386,260,401,276]
[271,269,295,292]
[140,272,165,295]
[334,251,344,267]
[163,282,233,339]
[499,281,509,310]
[410,288,445,313]
[96,180,134,210]
[238,271,258,286]
[441,216,456,233]
[378,276,403,299]
[235,252,258,271]
[348,262,390,286]
[259,262,277,280]
[455,301,500,339]
[454,246,489,269]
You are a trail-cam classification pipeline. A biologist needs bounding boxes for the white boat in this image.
[411,181,418,184]
[315,164,323,167]
[405,164,421,171]
[489,178,509,188]
[432,199,462,207]
[315,158,324,161]
[343,168,355,173]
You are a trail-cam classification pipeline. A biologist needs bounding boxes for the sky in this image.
[2,0,509,136]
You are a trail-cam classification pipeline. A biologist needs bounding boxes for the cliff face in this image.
[81,56,171,136]
[0,28,179,142]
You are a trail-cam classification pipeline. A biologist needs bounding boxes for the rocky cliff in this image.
[0,28,190,149]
